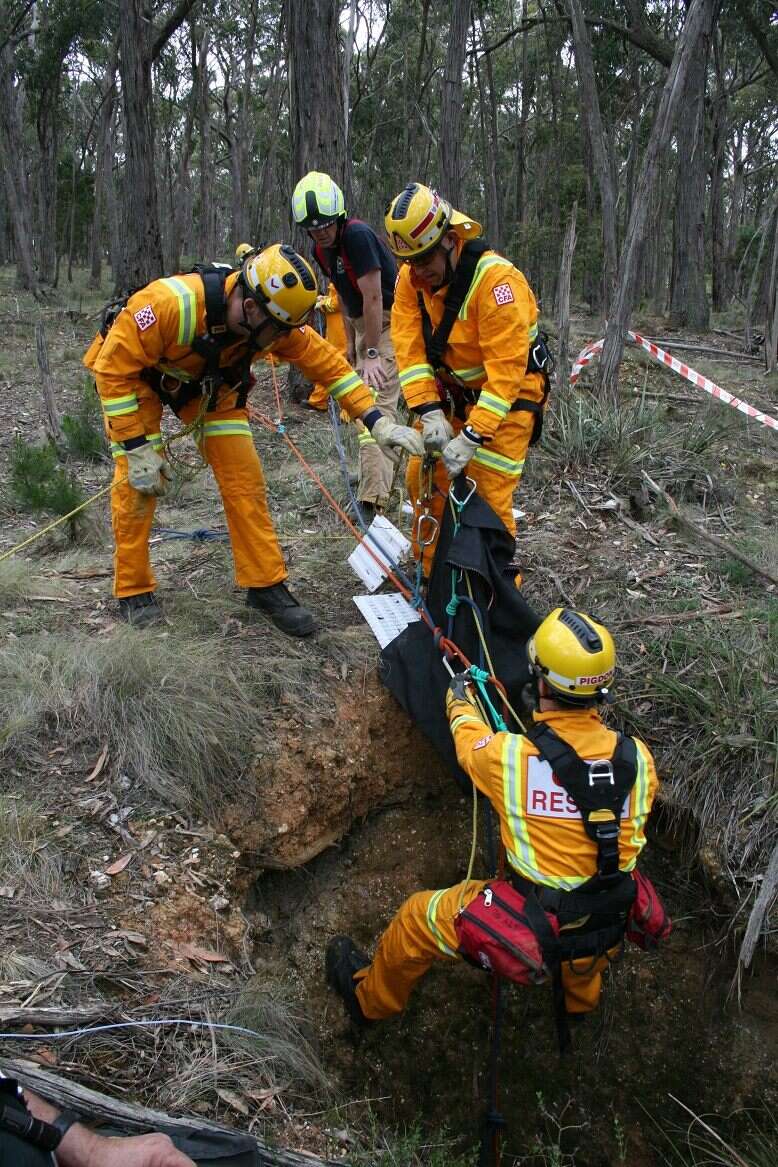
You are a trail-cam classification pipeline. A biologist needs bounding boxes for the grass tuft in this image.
[0,628,317,815]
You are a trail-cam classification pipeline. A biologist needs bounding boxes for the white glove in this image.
[420,408,454,452]
[125,442,173,497]
[441,430,480,478]
[371,415,425,459]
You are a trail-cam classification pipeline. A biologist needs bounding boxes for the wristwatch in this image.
[365,347,379,360]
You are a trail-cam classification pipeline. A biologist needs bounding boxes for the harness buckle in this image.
[588,759,615,787]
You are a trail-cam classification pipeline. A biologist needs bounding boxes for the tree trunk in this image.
[285,0,351,240]
[439,0,471,203]
[476,6,502,249]
[36,322,65,446]
[89,54,118,289]
[556,202,578,387]
[599,0,717,402]
[0,44,42,296]
[567,0,618,313]
[196,28,213,260]
[35,80,61,285]
[669,1,716,329]
[117,0,165,288]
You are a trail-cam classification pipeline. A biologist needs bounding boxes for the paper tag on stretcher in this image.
[347,515,411,592]
[353,593,421,649]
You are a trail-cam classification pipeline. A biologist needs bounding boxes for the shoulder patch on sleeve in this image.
[473,735,493,750]
[133,304,157,331]
[492,283,514,306]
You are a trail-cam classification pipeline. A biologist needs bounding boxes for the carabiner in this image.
[449,476,477,510]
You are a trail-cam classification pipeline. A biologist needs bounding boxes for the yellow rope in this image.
[0,399,215,567]
[0,475,127,564]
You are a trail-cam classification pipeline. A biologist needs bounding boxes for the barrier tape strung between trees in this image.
[569,332,778,434]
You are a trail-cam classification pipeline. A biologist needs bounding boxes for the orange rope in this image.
[251,360,494,678]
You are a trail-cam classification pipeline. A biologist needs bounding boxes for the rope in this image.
[0,1018,276,1044]
[151,527,230,542]
[0,475,127,564]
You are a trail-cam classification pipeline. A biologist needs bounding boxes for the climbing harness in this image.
[416,238,553,441]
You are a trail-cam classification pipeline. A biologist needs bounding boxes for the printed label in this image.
[473,735,493,751]
[526,756,628,820]
[133,305,157,331]
[492,282,514,306]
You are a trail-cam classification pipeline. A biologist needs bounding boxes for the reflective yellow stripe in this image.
[358,430,377,446]
[503,736,612,891]
[426,889,457,957]
[110,432,162,459]
[452,365,485,383]
[460,256,513,320]
[471,447,524,477]
[199,421,252,438]
[450,714,483,734]
[626,740,651,863]
[103,393,138,416]
[329,371,363,400]
[528,323,539,342]
[477,390,510,419]
[399,363,435,386]
[161,277,197,346]
[157,362,194,382]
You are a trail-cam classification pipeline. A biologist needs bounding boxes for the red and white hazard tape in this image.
[569,332,778,434]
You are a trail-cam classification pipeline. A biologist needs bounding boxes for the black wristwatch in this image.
[49,1109,81,1148]
[365,347,379,359]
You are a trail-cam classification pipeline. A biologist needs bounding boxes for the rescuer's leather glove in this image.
[125,442,173,497]
[370,415,425,459]
[419,408,454,452]
[441,427,481,478]
[447,672,474,705]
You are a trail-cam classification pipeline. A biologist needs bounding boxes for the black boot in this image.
[357,501,376,526]
[245,583,316,637]
[118,592,162,628]
[325,935,373,1027]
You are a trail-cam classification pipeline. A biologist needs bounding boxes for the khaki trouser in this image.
[351,310,401,506]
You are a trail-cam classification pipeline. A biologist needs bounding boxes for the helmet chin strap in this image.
[241,298,279,348]
[430,239,456,291]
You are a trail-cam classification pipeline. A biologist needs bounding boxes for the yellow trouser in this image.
[354,880,614,1020]
[407,407,535,576]
[109,388,286,598]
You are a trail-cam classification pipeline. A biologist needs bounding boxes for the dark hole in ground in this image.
[245,783,777,1166]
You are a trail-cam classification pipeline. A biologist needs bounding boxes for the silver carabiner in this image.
[415,511,439,548]
[449,475,476,509]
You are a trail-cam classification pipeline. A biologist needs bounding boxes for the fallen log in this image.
[0,1058,338,1166]
[642,471,778,588]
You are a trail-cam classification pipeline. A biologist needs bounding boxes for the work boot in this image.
[245,583,316,637]
[117,592,162,628]
[325,935,372,1027]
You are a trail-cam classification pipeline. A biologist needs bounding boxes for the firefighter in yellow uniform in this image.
[306,283,348,410]
[384,183,548,576]
[326,608,659,1025]
[83,244,423,633]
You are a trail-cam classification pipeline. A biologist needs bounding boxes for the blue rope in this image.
[151,527,230,542]
[327,396,368,533]
[469,665,508,733]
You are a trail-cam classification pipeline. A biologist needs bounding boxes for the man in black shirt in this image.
[292,171,402,520]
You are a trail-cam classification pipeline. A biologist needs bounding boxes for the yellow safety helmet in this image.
[235,242,255,262]
[384,182,482,260]
[527,608,616,704]
[291,171,346,228]
[241,243,318,327]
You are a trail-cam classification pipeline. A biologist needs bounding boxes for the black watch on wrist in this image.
[49,1109,81,1148]
[365,347,379,360]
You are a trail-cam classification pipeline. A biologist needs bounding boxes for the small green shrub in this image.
[62,382,106,460]
[10,436,85,516]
